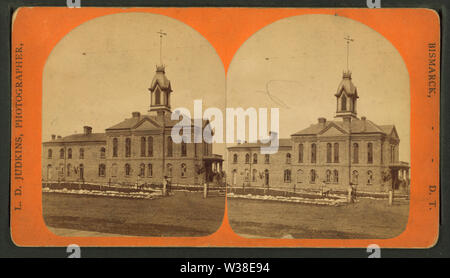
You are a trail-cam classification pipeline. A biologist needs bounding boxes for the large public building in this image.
[42,64,224,186]
[227,70,410,193]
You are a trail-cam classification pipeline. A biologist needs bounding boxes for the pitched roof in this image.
[292,118,393,136]
[335,72,358,97]
[43,133,106,144]
[149,67,172,92]
[228,138,292,149]
[106,114,208,131]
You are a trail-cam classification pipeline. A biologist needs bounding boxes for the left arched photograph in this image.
[41,12,226,237]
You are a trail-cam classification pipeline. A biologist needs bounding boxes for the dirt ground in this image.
[43,191,225,237]
[227,197,409,239]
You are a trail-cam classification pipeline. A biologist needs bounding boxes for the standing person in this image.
[347,182,353,203]
[162,176,168,196]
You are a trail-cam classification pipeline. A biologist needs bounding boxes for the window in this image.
[252,169,258,182]
[59,163,64,176]
[125,138,131,157]
[141,137,146,157]
[311,144,317,163]
[353,143,359,164]
[48,149,53,159]
[265,154,270,164]
[79,148,84,159]
[284,169,291,183]
[245,169,250,181]
[98,164,106,177]
[326,143,332,163]
[367,143,373,164]
[139,163,145,177]
[125,163,131,176]
[333,170,339,183]
[245,153,250,164]
[111,163,118,177]
[233,154,238,163]
[167,137,173,157]
[253,153,258,164]
[334,143,339,163]
[155,88,161,105]
[68,148,72,159]
[67,164,71,177]
[326,169,332,183]
[296,169,303,183]
[298,144,303,163]
[181,163,187,178]
[181,141,187,157]
[391,145,395,163]
[367,170,373,185]
[147,164,153,177]
[166,163,173,177]
[100,147,106,159]
[59,148,65,159]
[113,138,118,157]
[286,153,291,164]
[147,136,153,157]
[341,95,347,111]
[310,169,316,183]
[352,170,359,185]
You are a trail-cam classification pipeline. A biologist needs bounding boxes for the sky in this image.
[43,12,410,166]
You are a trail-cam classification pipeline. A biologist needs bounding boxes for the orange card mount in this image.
[11,8,439,248]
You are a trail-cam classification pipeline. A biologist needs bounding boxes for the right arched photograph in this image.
[225,14,411,239]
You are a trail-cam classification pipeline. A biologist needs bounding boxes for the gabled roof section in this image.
[227,138,292,149]
[149,65,172,93]
[43,133,106,144]
[379,125,399,139]
[335,71,358,98]
[318,121,348,136]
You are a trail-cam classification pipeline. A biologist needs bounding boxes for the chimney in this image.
[51,134,56,140]
[57,135,62,139]
[83,126,92,135]
[361,116,366,121]
[318,117,327,127]
[361,116,367,131]
[132,111,141,118]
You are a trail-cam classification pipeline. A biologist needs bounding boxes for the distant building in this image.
[42,65,223,185]
[227,71,409,192]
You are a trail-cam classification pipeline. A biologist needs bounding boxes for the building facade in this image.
[42,65,223,186]
[227,71,409,193]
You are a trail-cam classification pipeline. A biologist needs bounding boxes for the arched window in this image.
[98,164,106,177]
[298,144,304,163]
[245,153,250,164]
[233,153,238,163]
[265,154,270,164]
[367,170,373,185]
[353,143,359,164]
[252,169,258,182]
[125,138,131,157]
[341,95,347,111]
[147,164,153,177]
[181,163,187,177]
[166,163,173,177]
[391,145,395,163]
[333,169,339,183]
[79,148,84,159]
[326,143,332,163]
[46,164,52,180]
[79,164,84,180]
[59,163,64,176]
[284,169,291,183]
[139,163,145,177]
[67,164,71,177]
[245,169,250,181]
[297,169,303,183]
[326,169,332,183]
[155,88,161,105]
[352,170,359,185]
[286,153,291,164]
[181,141,187,157]
[113,138,118,157]
[59,148,65,159]
[167,137,173,157]
[125,163,131,176]
[100,147,106,159]
[111,163,118,177]
[253,153,258,164]
[334,143,339,163]
[140,137,146,157]
[147,136,153,157]
[367,143,373,164]
[68,148,72,159]
[310,169,316,183]
[311,143,317,163]
[47,149,53,159]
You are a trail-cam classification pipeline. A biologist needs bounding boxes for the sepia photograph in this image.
[225,14,411,239]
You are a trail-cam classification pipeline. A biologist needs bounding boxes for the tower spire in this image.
[157,29,167,65]
[344,35,354,71]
